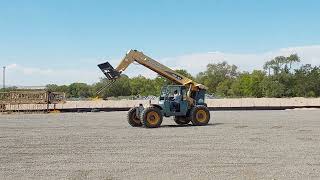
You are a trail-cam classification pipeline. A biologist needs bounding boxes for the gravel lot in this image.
[1,110,320,180]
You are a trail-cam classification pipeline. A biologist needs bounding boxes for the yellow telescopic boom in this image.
[98,49,207,92]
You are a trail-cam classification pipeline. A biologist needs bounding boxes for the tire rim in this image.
[196,110,207,123]
[147,111,160,125]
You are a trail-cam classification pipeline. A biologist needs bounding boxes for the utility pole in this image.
[2,66,5,90]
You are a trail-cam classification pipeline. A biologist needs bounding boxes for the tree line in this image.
[3,54,319,98]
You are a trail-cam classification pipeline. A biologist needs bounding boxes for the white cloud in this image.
[2,45,320,86]
[6,63,18,69]
[4,64,101,86]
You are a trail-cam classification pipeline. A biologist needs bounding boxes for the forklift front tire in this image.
[127,107,142,127]
[140,107,163,128]
[190,105,210,126]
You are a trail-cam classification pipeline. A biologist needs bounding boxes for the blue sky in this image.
[1,0,320,85]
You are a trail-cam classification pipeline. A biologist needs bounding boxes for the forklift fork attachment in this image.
[96,79,116,95]
[96,62,121,95]
[98,62,120,81]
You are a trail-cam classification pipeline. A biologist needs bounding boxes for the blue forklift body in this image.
[156,85,206,117]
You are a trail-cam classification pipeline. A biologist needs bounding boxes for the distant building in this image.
[16,86,47,90]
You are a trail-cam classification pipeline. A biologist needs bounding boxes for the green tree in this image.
[46,84,71,97]
[230,72,252,97]
[68,83,93,98]
[216,79,234,97]
[196,61,238,93]
[263,61,272,76]
[46,84,59,92]
[95,75,131,98]
[130,75,158,96]
[264,54,301,76]
[293,64,320,97]
[250,70,266,97]
[175,69,194,80]
[153,76,167,95]
[261,77,285,97]
[286,54,301,70]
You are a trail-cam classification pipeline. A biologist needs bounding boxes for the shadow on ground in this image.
[159,123,224,128]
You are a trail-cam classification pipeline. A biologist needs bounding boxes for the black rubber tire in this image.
[174,116,191,125]
[140,107,163,128]
[190,105,210,126]
[127,107,142,127]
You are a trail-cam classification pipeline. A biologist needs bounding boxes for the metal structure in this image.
[0,104,5,112]
[98,49,211,128]
[0,90,66,113]
[0,91,65,104]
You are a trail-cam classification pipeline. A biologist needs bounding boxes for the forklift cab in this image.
[159,85,189,117]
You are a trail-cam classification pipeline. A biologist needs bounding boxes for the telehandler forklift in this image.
[98,50,210,128]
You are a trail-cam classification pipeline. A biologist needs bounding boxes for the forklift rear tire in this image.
[140,107,163,128]
[174,116,191,125]
[127,107,142,127]
[190,105,210,126]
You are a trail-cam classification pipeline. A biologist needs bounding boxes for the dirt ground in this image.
[0,110,320,180]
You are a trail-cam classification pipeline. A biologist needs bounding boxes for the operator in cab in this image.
[173,90,181,101]
[172,90,181,111]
